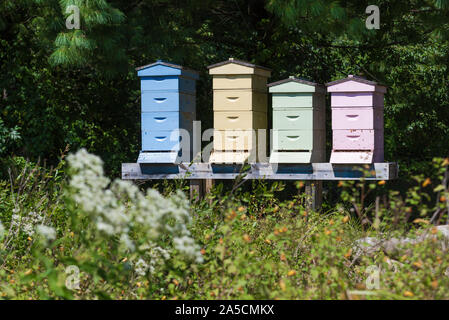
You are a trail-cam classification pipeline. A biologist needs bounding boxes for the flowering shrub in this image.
[66,149,203,267]
[10,211,45,238]
[0,222,4,239]
[0,149,202,299]
[0,153,448,299]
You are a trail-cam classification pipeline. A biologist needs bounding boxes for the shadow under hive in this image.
[136,60,199,164]
[207,58,271,163]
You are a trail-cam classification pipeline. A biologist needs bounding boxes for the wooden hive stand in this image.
[122,162,399,210]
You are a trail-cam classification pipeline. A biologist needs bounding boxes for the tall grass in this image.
[0,152,448,299]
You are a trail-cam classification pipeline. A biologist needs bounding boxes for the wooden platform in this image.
[122,162,398,181]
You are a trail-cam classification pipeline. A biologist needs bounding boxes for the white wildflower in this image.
[96,221,115,235]
[67,149,203,276]
[0,221,4,239]
[135,244,172,276]
[10,211,45,237]
[120,233,135,251]
[174,235,204,263]
[134,258,149,276]
[10,214,20,228]
[36,224,56,241]
[152,246,171,261]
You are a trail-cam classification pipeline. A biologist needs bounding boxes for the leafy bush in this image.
[0,118,20,157]
[0,152,448,299]
[0,149,202,299]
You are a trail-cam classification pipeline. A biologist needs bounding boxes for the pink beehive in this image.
[326,75,387,163]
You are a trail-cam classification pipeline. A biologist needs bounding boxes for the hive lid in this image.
[136,60,199,79]
[207,58,271,77]
[268,76,325,93]
[326,75,387,93]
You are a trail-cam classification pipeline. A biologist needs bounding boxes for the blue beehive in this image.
[136,61,199,163]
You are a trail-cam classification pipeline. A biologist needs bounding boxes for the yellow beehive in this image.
[208,58,271,163]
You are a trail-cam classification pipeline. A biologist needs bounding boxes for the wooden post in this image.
[189,179,214,202]
[190,179,203,201]
[204,179,214,193]
[203,179,215,203]
[122,163,399,181]
[305,181,323,211]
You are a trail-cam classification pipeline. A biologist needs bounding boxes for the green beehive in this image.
[269,76,326,163]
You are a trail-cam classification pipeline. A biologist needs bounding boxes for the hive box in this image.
[327,75,387,163]
[268,77,326,163]
[136,60,199,163]
[207,58,271,163]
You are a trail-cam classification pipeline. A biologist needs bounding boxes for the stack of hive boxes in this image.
[208,58,271,163]
[136,60,199,163]
[327,75,386,163]
[268,77,326,163]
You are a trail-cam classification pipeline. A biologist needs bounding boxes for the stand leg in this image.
[190,179,203,201]
[305,181,323,211]
[204,179,214,194]
[203,179,215,204]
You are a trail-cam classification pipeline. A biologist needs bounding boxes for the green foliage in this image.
[0,154,448,299]
[50,0,126,72]
[0,150,203,299]
[1,0,448,179]
[0,0,447,183]
[0,117,20,156]
[1,0,449,299]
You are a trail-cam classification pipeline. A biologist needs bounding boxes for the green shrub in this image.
[0,152,448,299]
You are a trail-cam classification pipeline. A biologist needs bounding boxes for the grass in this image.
[0,152,448,300]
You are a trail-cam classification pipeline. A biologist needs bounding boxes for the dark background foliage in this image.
[1,0,448,183]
